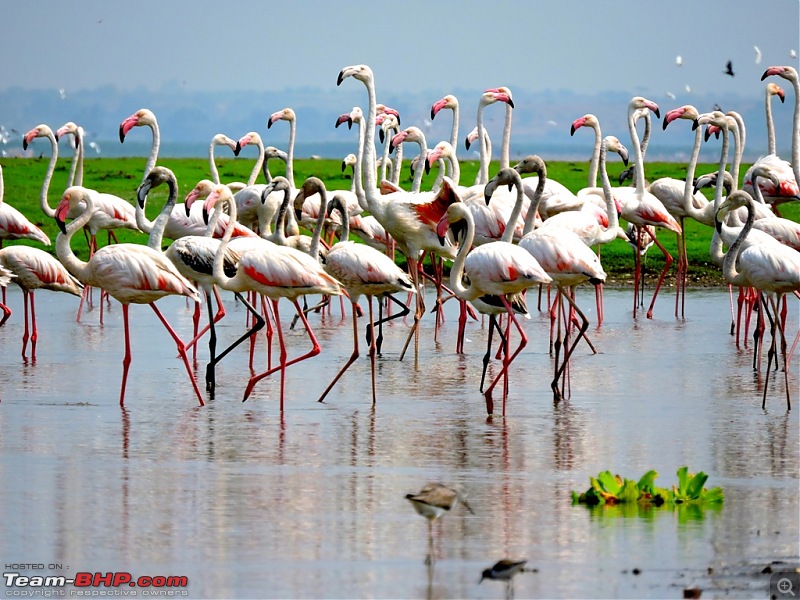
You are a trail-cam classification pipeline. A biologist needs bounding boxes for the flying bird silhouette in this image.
[724,61,735,76]
[754,45,762,64]
[675,55,683,67]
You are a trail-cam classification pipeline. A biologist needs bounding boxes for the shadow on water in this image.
[0,286,797,598]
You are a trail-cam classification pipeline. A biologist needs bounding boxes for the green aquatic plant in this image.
[571,467,724,507]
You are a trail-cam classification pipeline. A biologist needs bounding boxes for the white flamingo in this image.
[54,185,204,407]
[201,183,343,408]
[0,244,83,361]
[438,176,551,415]
[304,182,415,405]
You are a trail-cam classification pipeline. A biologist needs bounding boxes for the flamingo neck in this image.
[766,88,777,156]
[144,122,160,183]
[628,108,647,193]
[39,131,59,218]
[208,141,222,184]
[285,121,296,187]
[721,196,754,285]
[146,176,178,251]
[790,72,800,185]
[449,207,475,300]
[522,169,546,236]
[247,140,265,187]
[56,191,94,284]
[500,103,512,170]
[588,123,601,188]
[593,143,620,244]
[501,177,525,244]
[449,104,459,151]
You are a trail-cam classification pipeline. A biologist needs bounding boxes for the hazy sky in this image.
[5,0,798,100]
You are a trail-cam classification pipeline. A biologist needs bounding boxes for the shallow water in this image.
[0,285,797,599]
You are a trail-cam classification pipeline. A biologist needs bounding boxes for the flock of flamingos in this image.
[0,63,799,415]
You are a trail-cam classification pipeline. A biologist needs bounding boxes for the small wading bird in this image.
[480,559,532,599]
[405,483,474,564]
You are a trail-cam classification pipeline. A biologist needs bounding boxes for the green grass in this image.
[1,155,797,285]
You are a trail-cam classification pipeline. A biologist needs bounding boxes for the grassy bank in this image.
[1,155,797,287]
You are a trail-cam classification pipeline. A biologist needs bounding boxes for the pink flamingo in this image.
[494,164,608,402]
[201,183,343,408]
[0,245,83,361]
[716,191,800,410]
[616,97,682,319]
[54,186,204,407]
[313,185,415,405]
[438,177,551,415]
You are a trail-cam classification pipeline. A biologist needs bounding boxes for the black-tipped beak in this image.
[202,208,210,225]
[464,136,472,151]
[508,99,515,109]
[267,119,274,130]
[379,129,385,144]
[136,184,150,208]
[56,216,67,234]
[22,138,29,150]
[570,124,577,136]
[760,69,769,81]
[119,126,126,144]
[234,142,242,156]
[692,120,700,131]
[341,160,346,173]
[185,203,191,217]
[652,107,660,119]
[662,117,669,131]
[337,70,345,86]
[294,207,303,222]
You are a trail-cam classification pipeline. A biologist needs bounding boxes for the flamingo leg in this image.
[318,299,360,403]
[243,298,322,407]
[367,296,378,404]
[120,304,132,406]
[367,292,410,356]
[0,295,10,327]
[29,290,37,362]
[480,315,508,394]
[185,286,227,355]
[645,230,674,319]
[399,257,424,363]
[148,302,204,406]
[632,226,643,318]
[21,289,31,359]
[484,296,528,416]
[761,295,778,409]
[207,291,265,393]
[553,287,591,402]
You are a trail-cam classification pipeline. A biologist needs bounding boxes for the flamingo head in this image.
[430,95,457,120]
[202,184,232,225]
[761,65,797,82]
[512,155,546,178]
[235,131,261,156]
[766,82,786,102]
[629,96,660,119]
[294,176,326,221]
[484,167,523,205]
[119,108,156,143]
[184,180,217,216]
[435,202,467,246]
[55,122,81,147]
[335,112,353,130]
[603,136,629,166]
[337,64,373,87]
[22,124,52,150]
[662,105,699,130]
[136,166,175,208]
[267,107,295,130]
[55,186,88,233]
[260,176,291,205]
[211,133,238,154]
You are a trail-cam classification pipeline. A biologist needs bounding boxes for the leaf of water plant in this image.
[686,471,709,499]
[637,470,659,493]
[596,471,622,496]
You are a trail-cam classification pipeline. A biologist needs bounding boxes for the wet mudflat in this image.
[0,285,797,599]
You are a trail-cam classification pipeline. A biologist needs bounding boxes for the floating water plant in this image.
[572,467,724,507]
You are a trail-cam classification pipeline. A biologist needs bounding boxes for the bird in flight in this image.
[675,55,683,67]
[754,46,762,64]
[724,61,735,76]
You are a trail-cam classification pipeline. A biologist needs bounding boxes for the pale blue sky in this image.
[4,0,798,99]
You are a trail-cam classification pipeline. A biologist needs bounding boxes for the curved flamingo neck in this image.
[38,130,59,218]
[500,174,526,244]
[476,98,491,186]
[208,140,223,184]
[593,143,621,244]
[448,206,475,300]
[765,88,778,155]
[143,122,160,182]
[789,71,800,185]
[708,123,730,264]
[448,103,459,150]
[56,190,94,283]
[285,120,296,187]
[522,168,547,236]
[628,107,647,193]
[146,175,179,251]
[213,193,239,289]
[587,122,602,188]
[721,195,754,286]
[268,187,292,246]
[727,113,745,190]
[246,139,265,187]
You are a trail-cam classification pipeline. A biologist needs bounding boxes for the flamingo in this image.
[337,64,464,362]
[535,137,630,326]
[740,66,800,211]
[430,94,460,154]
[715,190,800,410]
[200,184,343,408]
[437,182,551,415]
[55,121,85,187]
[119,108,160,183]
[0,245,83,361]
[653,104,711,317]
[615,97,682,319]
[492,166,607,402]
[54,185,204,407]
[0,265,13,323]
[310,186,415,405]
[0,163,52,249]
[136,166,247,380]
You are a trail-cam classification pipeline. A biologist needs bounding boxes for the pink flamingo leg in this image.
[484,296,528,416]
[120,304,133,406]
[29,291,38,362]
[645,232,674,319]
[21,289,31,359]
[318,299,361,404]
[148,303,205,407]
[0,297,10,327]
[243,299,322,408]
